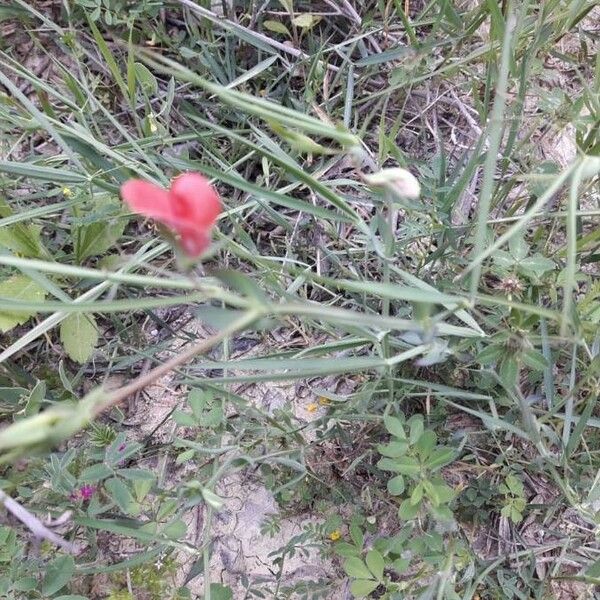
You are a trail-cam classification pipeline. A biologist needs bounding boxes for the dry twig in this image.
[0,489,81,554]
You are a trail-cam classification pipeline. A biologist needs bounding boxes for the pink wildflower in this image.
[121,172,222,257]
[78,485,96,501]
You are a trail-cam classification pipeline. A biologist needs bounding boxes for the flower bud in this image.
[365,168,421,200]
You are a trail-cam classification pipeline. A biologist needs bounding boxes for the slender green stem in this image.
[561,162,584,334]
[468,6,516,299]
[383,193,396,405]
[203,504,214,600]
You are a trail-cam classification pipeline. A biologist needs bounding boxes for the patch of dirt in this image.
[117,316,343,597]
[178,474,340,598]
[549,579,595,600]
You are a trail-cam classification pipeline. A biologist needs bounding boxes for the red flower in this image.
[121,172,221,257]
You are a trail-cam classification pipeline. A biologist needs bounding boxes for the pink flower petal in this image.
[121,173,222,258]
[179,229,212,257]
[170,173,221,228]
[121,179,175,223]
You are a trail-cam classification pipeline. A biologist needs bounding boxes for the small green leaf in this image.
[199,405,223,428]
[0,222,44,257]
[378,456,421,476]
[176,449,195,464]
[263,19,291,36]
[519,255,555,277]
[42,556,75,596]
[292,13,318,28]
[195,306,247,331]
[188,388,209,418]
[408,415,424,444]
[426,447,456,470]
[133,62,158,94]
[377,440,409,457]
[106,435,141,465]
[116,468,155,481]
[105,477,137,515]
[493,249,516,269]
[398,499,420,520]
[499,354,518,386]
[415,430,437,458]
[0,199,50,258]
[428,504,454,522]
[377,457,400,472]
[365,549,384,580]
[60,313,98,363]
[343,557,372,580]
[163,518,187,539]
[387,475,405,496]
[209,584,233,600]
[333,542,360,558]
[74,219,126,263]
[157,499,178,521]
[505,474,524,496]
[392,558,410,573]
[79,463,113,483]
[172,410,197,427]
[350,579,379,597]
[510,506,523,523]
[410,482,424,505]
[521,348,549,371]
[133,479,153,503]
[383,415,406,439]
[24,380,45,417]
[528,160,560,197]
[477,344,503,365]
[13,577,37,592]
[425,480,455,505]
[0,275,46,332]
[434,481,456,503]
[586,558,600,578]
[213,270,269,305]
[270,121,333,154]
[202,488,224,509]
[509,236,528,261]
[349,522,364,548]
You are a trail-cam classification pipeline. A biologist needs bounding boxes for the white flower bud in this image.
[365,168,421,199]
